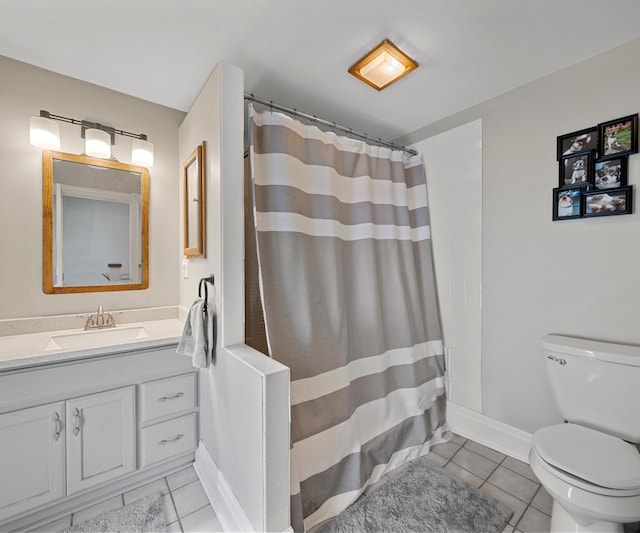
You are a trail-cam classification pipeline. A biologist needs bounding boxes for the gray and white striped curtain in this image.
[249,106,447,532]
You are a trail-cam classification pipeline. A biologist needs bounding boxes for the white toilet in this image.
[529,335,640,532]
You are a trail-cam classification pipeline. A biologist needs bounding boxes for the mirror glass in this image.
[43,151,149,293]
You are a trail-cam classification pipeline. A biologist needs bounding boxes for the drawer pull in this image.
[52,412,62,441]
[158,392,185,402]
[73,408,81,436]
[158,434,185,446]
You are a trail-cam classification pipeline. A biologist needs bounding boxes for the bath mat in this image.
[63,492,165,533]
[318,456,513,533]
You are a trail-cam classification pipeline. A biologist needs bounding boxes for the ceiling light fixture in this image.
[348,39,418,91]
[29,110,154,167]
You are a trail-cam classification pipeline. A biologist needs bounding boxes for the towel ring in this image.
[198,275,215,311]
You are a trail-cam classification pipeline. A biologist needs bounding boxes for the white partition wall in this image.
[412,120,483,412]
[178,62,290,532]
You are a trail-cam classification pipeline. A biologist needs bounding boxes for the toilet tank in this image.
[542,334,640,443]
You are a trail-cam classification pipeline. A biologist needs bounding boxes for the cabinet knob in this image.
[73,408,81,436]
[52,412,62,441]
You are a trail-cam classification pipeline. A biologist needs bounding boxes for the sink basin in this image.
[45,326,149,351]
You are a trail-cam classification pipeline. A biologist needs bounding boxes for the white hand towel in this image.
[177,299,213,368]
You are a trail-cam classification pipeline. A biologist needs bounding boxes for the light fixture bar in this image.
[31,110,153,167]
[37,110,148,141]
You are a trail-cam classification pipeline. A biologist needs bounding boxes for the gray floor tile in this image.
[163,492,179,524]
[451,447,499,479]
[445,462,483,489]
[487,465,539,503]
[431,440,461,459]
[501,524,515,533]
[172,479,210,518]
[167,465,199,491]
[531,486,552,515]
[516,505,551,533]
[502,456,539,483]
[464,439,507,464]
[123,477,170,504]
[167,520,183,532]
[180,504,223,532]
[72,495,123,525]
[480,482,528,526]
[425,451,449,467]
[449,432,467,446]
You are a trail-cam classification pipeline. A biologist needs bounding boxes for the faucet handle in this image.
[106,313,116,327]
[84,316,95,330]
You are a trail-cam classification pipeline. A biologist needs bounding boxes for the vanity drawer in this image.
[140,372,197,424]
[140,413,197,468]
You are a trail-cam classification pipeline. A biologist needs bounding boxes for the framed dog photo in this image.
[598,114,638,161]
[583,187,633,217]
[557,127,598,160]
[594,157,627,190]
[552,187,582,220]
[559,151,594,188]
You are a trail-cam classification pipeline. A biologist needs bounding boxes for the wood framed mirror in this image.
[43,151,149,294]
[183,141,206,258]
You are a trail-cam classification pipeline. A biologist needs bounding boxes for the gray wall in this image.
[0,55,185,319]
[397,37,640,434]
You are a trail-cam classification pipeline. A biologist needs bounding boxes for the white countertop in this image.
[0,318,185,371]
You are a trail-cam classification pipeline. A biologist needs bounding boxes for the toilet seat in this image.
[532,423,640,495]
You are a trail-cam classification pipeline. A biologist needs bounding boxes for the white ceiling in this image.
[3,0,640,141]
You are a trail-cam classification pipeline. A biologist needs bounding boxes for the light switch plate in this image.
[181,259,190,279]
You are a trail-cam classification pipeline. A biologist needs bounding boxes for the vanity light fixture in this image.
[29,110,154,167]
[348,39,418,91]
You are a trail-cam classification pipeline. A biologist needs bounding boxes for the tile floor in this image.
[31,436,640,532]
[32,465,223,533]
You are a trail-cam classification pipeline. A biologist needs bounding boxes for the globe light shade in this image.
[131,138,154,167]
[85,128,111,159]
[30,116,60,150]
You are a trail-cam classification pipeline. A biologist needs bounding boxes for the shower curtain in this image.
[249,106,447,532]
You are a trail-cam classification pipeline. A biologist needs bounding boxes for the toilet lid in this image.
[533,424,640,490]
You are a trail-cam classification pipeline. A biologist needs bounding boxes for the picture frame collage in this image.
[553,114,637,220]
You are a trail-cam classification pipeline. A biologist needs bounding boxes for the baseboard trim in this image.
[445,401,532,463]
[194,443,255,533]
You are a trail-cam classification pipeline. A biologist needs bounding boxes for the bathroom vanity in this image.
[0,312,197,531]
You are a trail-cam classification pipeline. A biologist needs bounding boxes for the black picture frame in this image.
[552,187,582,220]
[557,127,598,160]
[597,114,638,161]
[594,156,628,190]
[583,187,633,217]
[559,151,594,188]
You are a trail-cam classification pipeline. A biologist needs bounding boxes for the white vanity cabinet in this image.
[0,387,135,521]
[0,346,198,529]
[66,387,136,494]
[0,402,65,519]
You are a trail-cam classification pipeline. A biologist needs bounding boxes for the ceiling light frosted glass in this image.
[85,128,111,159]
[348,39,418,91]
[30,116,60,150]
[131,138,154,167]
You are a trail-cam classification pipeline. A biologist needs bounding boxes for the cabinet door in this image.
[66,387,135,494]
[0,402,65,521]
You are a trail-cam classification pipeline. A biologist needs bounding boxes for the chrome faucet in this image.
[84,305,116,330]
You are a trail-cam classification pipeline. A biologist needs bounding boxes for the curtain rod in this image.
[244,93,418,157]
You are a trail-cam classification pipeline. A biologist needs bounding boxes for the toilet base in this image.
[551,501,624,533]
